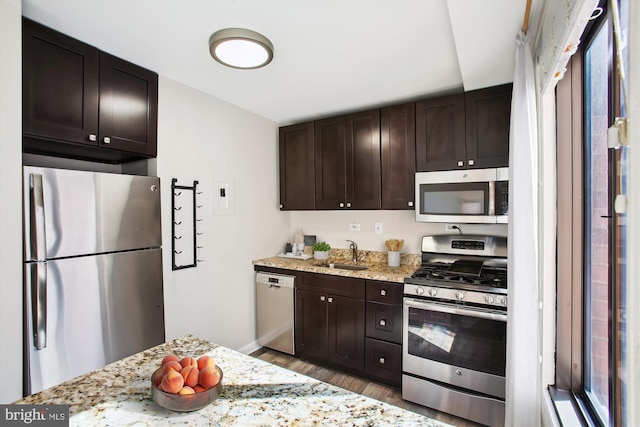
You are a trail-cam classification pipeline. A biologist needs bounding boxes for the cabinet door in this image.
[295,289,328,360]
[22,18,99,146]
[364,338,402,388]
[365,301,402,344]
[98,52,158,156]
[465,84,512,169]
[279,122,315,210]
[415,93,466,171]
[327,294,364,371]
[381,103,415,209]
[314,116,346,209]
[345,109,381,209]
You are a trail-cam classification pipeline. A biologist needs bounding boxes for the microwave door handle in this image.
[488,181,496,216]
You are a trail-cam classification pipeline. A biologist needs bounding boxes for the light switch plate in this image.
[349,223,361,232]
[374,222,383,234]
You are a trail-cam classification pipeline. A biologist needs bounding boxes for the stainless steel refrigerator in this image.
[23,166,165,396]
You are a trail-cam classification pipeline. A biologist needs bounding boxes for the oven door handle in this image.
[404,298,507,322]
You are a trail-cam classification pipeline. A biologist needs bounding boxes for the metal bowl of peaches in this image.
[151,356,223,412]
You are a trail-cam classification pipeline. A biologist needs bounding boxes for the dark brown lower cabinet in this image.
[364,337,402,388]
[294,274,402,387]
[295,273,365,373]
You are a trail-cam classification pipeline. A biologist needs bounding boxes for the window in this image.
[555,0,628,425]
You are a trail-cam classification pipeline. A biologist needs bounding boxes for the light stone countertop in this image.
[15,335,452,427]
[253,249,421,284]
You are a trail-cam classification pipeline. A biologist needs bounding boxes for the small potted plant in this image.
[312,241,331,260]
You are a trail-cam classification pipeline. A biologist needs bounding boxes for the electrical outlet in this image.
[445,224,458,232]
[374,222,383,234]
[349,223,361,232]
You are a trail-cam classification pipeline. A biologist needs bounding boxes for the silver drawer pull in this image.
[379,319,386,326]
[320,296,326,301]
[88,133,97,142]
[457,160,464,167]
[379,357,385,364]
[468,159,475,166]
[328,297,333,303]
[103,136,111,144]
[380,289,386,296]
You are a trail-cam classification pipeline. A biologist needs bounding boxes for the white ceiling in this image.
[21,0,538,125]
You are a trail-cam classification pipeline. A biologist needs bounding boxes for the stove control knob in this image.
[456,291,464,300]
[500,296,508,306]
[416,287,425,295]
[428,288,438,297]
[485,295,495,304]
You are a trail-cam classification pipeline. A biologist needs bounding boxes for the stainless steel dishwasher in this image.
[256,271,295,355]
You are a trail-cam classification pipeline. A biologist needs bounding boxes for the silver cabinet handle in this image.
[408,201,414,207]
[89,133,97,142]
[339,203,344,208]
[279,204,283,209]
[328,297,333,303]
[346,202,351,208]
[320,296,326,301]
[103,136,111,144]
[380,289,387,296]
[379,357,385,364]
[468,159,475,166]
[379,319,386,326]
[457,160,464,167]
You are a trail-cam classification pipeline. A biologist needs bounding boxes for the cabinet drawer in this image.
[365,301,402,344]
[366,280,402,304]
[364,338,401,388]
[299,272,364,298]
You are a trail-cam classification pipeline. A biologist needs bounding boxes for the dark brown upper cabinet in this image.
[464,84,512,169]
[415,93,466,171]
[22,18,158,163]
[315,110,381,210]
[416,84,512,171]
[381,103,415,209]
[279,122,315,210]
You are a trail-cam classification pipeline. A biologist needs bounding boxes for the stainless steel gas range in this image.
[402,234,507,427]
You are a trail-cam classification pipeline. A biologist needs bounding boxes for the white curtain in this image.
[506,30,540,426]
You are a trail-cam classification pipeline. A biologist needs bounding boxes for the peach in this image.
[161,354,179,365]
[199,366,221,390]
[178,386,195,395]
[161,360,182,375]
[197,355,216,371]
[180,356,198,369]
[181,365,199,387]
[193,384,206,393]
[152,367,164,388]
[161,370,184,394]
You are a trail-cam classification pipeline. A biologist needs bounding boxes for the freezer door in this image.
[24,167,161,260]
[24,248,165,395]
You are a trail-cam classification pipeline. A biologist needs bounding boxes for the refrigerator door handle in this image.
[29,262,47,350]
[28,173,48,349]
[29,174,47,261]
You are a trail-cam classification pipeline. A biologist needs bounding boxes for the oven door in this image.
[403,297,507,399]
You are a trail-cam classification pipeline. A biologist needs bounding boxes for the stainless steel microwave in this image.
[415,168,509,224]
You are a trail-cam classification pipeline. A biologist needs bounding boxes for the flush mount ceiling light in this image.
[209,28,274,69]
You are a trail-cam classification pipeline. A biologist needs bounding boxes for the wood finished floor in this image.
[249,347,482,427]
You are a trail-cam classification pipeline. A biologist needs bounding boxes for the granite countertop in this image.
[253,249,420,284]
[15,335,452,426]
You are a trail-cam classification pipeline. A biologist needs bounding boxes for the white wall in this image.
[156,77,287,352]
[290,210,507,255]
[0,0,24,404]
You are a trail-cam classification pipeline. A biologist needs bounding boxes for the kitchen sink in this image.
[319,263,369,271]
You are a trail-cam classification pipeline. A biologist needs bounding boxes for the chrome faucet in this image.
[346,240,358,263]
